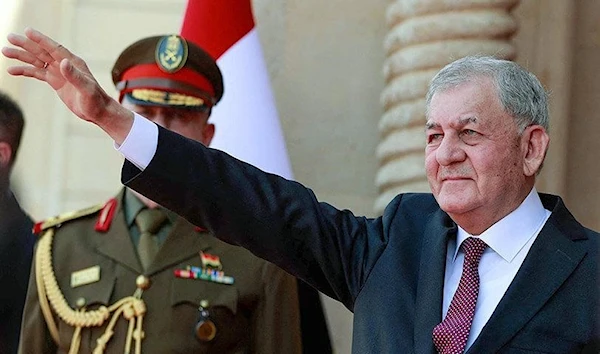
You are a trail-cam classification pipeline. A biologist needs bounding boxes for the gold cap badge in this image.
[155,35,188,73]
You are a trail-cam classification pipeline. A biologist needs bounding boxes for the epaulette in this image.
[33,203,104,235]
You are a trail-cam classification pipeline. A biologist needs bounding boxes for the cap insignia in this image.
[155,35,188,73]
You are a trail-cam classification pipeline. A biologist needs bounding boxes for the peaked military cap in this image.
[111,35,224,110]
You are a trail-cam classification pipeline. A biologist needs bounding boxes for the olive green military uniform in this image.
[19,189,302,353]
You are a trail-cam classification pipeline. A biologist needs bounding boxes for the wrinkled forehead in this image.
[426,76,498,111]
[426,80,504,126]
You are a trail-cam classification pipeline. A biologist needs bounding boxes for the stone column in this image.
[375,0,520,214]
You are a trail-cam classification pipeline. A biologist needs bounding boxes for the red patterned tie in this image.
[432,237,488,354]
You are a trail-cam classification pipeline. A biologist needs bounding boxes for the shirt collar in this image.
[453,188,549,262]
[123,189,178,227]
[124,188,145,227]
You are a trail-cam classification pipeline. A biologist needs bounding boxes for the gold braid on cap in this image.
[35,227,147,354]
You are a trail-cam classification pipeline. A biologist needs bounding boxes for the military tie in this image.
[432,237,488,354]
[135,207,168,270]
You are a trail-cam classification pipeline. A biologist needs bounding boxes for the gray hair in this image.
[425,56,549,133]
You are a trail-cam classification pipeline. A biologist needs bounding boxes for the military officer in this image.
[18,35,304,354]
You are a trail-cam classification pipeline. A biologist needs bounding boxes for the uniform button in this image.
[75,297,86,308]
[136,275,151,290]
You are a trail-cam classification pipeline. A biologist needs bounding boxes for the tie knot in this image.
[461,237,487,264]
[135,208,167,234]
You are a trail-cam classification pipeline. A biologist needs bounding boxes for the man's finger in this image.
[25,28,73,65]
[1,47,46,68]
[7,66,48,82]
[7,32,54,65]
[60,59,89,91]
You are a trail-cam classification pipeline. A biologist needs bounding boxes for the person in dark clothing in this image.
[0,91,34,354]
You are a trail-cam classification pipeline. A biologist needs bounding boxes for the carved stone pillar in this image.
[375,0,520,213]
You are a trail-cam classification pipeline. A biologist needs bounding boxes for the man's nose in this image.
[436,135,466,166]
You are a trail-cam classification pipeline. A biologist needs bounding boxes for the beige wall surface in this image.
[512,0,600,231]
[565,0,600,231]
[1,1,599,353]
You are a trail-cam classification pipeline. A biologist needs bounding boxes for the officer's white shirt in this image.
[117,112,552,350]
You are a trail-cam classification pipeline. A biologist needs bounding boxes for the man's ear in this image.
[521,125,550,176]
[0,142,12,169]
[203,123,215,146]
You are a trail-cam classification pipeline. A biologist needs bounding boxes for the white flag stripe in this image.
[209,29,294,180]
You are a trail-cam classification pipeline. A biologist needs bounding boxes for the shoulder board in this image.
[33,203,104,235]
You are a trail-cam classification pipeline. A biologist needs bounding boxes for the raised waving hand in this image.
[2,28,133,144]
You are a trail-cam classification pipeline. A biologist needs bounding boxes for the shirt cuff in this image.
[115,112,158,170]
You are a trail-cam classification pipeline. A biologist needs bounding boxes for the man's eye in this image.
[427,134,442,144]
[460,129,478,137]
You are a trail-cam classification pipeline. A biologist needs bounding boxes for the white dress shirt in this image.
[117,113,158,170]
[444,188,551,350]
[118,113,553,350]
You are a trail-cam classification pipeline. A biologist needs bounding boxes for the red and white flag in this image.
[180,0,293,179]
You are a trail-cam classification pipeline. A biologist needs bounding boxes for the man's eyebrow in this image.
[425,116,478,130]
[425,121,440,130]
[458,116,478,125]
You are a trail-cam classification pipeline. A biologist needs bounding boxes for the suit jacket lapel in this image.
[414,210,456,354]
[468,195,588,353]
[95,191,143,274]
[145,218,213,276]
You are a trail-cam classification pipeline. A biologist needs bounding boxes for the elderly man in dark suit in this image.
[0,91,34,354]
[3,28,599,353]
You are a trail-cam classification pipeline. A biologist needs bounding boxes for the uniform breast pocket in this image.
[171,277,250,353]
[58,276,116,352]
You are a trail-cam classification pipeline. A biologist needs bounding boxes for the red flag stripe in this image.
[180,0,255,60]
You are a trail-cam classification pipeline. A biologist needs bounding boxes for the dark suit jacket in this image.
[19,190,302,353]
[0,191,34,354]
[123,126,600,354]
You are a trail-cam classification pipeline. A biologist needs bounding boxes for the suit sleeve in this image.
[123,126,393,310]
[251,261,302,354]
[18,247,58,354]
